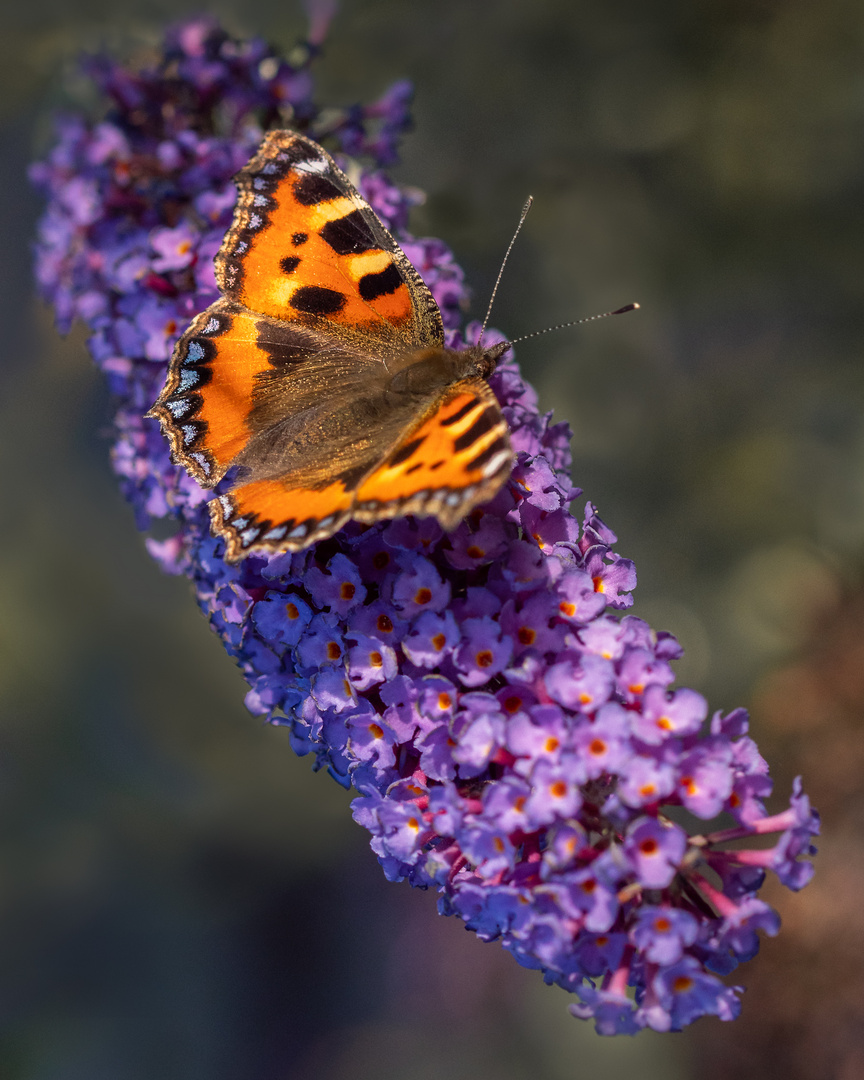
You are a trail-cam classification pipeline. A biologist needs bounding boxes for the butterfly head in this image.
[466,339,512,380]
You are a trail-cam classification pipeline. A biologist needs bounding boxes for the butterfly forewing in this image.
[216,129,443,352]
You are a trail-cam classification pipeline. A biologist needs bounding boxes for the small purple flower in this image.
[617,753,677,808]
[555,568,607,625]
[676,742,734,818]
[481,776,534,834]
[445,515,511,569]
[295,614,344,670]
[346,706,397,769]
[573,932,628,978]
[570,703,631,779]
[563,854,622,933]
[634,685,708,744]
[310,667,355,713]
[149,222,198,271]
[451,697,505,777]
[346,633,397,690]
[506,704,569,773]
[252,591,313,648]
[630,906,699,966]
[624,817,688,889]
[500,594,566,656]
[460,821,517,879]
[391,554,451,615]
[523,757,584,827]
[416,723,459,781]
[401,610,460,668]
[645,957,742,1031]
[544,652,614,712]
[31,14,817,1038]
[306,553,367,616]
[455,616,513,687]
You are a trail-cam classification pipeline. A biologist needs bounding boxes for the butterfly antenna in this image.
[479,196,534,345]
[505,303,640,347]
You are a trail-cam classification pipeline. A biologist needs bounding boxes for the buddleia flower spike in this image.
[31,14,818,1035]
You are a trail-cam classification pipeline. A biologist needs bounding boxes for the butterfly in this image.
[148,129,513,562]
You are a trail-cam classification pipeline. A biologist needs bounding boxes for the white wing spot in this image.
[294,157,329,175]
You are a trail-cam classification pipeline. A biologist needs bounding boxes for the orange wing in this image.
[354,379,512,530]
[211,377,512,561]
[215,129,443,352]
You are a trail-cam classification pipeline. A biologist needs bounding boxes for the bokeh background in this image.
[3,1,864,1077]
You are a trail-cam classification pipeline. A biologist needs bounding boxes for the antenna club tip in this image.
[612,302,640,315]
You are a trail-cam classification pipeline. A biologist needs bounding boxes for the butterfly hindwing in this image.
[152,300,269,485]
[212,477,356,560]
[354,379,512,529]
[212,377,512,560]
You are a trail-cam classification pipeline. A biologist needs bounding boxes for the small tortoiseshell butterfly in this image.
[148,129,513,562]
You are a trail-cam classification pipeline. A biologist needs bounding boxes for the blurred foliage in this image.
[2,1,863,1077]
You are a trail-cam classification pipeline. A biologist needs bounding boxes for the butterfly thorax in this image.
[387,341,510,396]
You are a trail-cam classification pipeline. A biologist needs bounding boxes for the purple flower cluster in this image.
[31,16,818,1034]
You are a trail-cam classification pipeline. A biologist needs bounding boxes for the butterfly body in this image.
[149,129,513,561]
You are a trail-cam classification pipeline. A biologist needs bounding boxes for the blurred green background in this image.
[3,1,864,1077]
